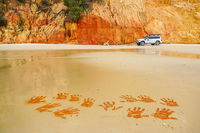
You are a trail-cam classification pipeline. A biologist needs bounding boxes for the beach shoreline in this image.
[0,44,200,54]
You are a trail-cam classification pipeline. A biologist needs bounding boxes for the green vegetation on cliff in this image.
[17,0,25,3]
[64,0,102,22]
[0,10,7,27]
[0,0,102,25]
[64,0,88,22]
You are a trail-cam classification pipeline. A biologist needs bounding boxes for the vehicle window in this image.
[149,37,160,39]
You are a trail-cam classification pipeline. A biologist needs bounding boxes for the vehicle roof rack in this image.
[148,34,160,36]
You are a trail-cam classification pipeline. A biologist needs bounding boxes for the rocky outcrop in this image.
[0,0,200,44]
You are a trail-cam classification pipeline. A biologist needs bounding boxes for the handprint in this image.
[54,107,80,119]
[120,95,138,102]
[81,98,95,107]
[27,96,46,104]
[54,93,68,100]
[99,101,123,111]
[127,107,148,118]
[160,98,179,107]
[69,94,80,102]
[36,103,61,112]
[153,108,177,120]
[137,95,155,103]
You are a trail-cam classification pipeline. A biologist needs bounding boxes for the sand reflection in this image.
[0,49,200,133]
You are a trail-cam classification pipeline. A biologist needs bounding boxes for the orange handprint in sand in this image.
[127,107,149,118]
[27,96,46,104]
[153,108,177,120]
[137,95,155,103]
[81,98,95,107]
[54,93,68,100]
[99,101,123,111]
[160,98,179,107]
[120,95,138,102]
[36,103,61,112]
[54,107,80,119]
[69,94,80,102]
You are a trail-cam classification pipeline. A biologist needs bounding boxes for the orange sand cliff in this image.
[0,0,200,44]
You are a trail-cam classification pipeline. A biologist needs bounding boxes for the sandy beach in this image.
[0,44,200,53]
[0,44,200,133]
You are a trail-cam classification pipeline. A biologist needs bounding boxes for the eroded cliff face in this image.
[0,0,200,44]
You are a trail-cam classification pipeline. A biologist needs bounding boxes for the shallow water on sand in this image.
[0,49,200,133]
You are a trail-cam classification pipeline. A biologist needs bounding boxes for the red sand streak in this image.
[120,95,138,102]
[160,98,179,107]
[153,108,177,120]
[69,95,80,102]
[81,98,95,107]
[137,95,156,103]
[26,94,180,121]
[54,93,68,100]
[54,108,80,119]
[127,107,149,119]
[99,101,123,111]
[27,96,46,104]
[36,103,61,112]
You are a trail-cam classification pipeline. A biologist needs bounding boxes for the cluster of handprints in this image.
[26,93,179,120]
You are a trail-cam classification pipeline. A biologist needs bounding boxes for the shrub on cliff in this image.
[64,0,103,22]
[0,13,7,27]
[41,0,51,6]
[18,14,24,30]
[38,0,52,12]
[0,17,7,27]
[64,0,88,22]
[0,0,5,4]
[17,0,25,3]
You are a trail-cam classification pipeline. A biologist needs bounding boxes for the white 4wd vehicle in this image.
[136,34,162,46]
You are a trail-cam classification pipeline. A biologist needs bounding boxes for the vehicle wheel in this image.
[155,41,160,45]
[140,41,145,46]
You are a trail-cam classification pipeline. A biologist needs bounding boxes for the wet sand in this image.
[0,45,200,133]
